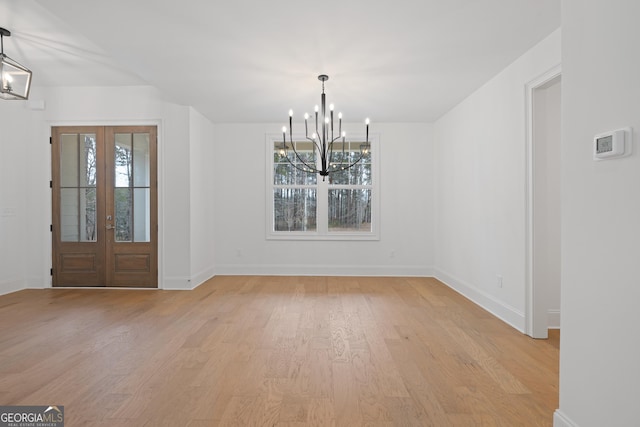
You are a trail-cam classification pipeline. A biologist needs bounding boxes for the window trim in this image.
[265,133,380,241]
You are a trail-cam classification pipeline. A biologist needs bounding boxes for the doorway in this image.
[51,126,158,287]
[526,68,561,338]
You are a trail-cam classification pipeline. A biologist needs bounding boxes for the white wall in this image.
[0,85,215,292]
[3,84,431,291]
[212,122,434,276]
[0,102,32,295]
[42,86,196,289]
[189,107,216,286]
[533,78,562,331]
[433,29,561,330]
[556,1,640,426]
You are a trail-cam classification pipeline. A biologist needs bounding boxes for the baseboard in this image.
[162,276,192,290]
[162,268,216,291]
[548,308,561,329]
[0,278,25,296]
[554,409,579,427]
[213,264,434,277]
[26,275,49,289]
[190,266,216,289]
[13,272,213,292]
[433,268,525,332]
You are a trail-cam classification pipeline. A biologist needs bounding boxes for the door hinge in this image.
[50,224,53,232]
[50,268,53,276]
[49,180,53,188]
[49,137,52,144]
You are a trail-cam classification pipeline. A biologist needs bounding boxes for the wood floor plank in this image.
[331,361,362,426]
[0,276,559,426]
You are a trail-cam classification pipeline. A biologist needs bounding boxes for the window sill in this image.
[266,232,380,241]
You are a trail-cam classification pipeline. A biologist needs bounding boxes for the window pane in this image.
[328,141,371,185]
[328,189,372,232]
[273,141,317,185]
[134,188,150,242]
[133,133,150,186]
[115,188,132,242]
[60,188,79,241]
[274,188,316,231]
[115,134,133,187]
[60,134,78,187]
[80,187,97,241]
[80,134,97,187]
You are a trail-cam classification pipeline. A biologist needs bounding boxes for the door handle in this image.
[106,224,115,230]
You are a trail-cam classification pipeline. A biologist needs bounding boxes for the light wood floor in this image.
[0,276,559,426]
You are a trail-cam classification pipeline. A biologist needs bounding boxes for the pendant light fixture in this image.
[281,75,370,180]
[0,27,32,100]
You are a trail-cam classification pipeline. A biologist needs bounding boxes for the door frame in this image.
[48,120,163,289]
[524,65,562,338]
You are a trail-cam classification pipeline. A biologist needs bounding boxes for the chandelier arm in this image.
[315,128,328,174]
[328,141,334,169]
[327,138,340,169]
[326,136,346,169]
[326,150,369,174]
[305,136,322,154]
[282,154,319,174]
[286,137,319,172]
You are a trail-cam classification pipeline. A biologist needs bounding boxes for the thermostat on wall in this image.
[593,127,632,160]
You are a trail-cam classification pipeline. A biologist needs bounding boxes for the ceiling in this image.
[1,0,560,123]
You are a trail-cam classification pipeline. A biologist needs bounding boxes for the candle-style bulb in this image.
[304,113,309,120]
[312,132,317,140]
[325,117,330,124]
[330,103,334,111]
[338,112,342,119]
[314,105,319,112]
[365,118,370,125]
[282,126,287,133]
[289,109,293,117]
[342,131,346,137]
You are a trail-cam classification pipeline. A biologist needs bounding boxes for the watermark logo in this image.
[0,405,64,427]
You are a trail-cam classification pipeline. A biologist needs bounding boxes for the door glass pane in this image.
[60,134,78,187]
[274,188,316,231]
[134,188,150,242]
[60,188,79,241]
[133,133,150,186]
[115,188,132,242]
[328,189,372,232]
[80,188,97,241]
[60,133,97,242]
[115,134,132,187]
[80,134,97,187]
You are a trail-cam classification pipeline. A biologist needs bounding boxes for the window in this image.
[266,134,379,240]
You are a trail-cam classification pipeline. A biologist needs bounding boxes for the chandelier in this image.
[0,27,32,100]
[281,74,370,180]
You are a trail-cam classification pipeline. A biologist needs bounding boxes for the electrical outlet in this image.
[497,275,503,288]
